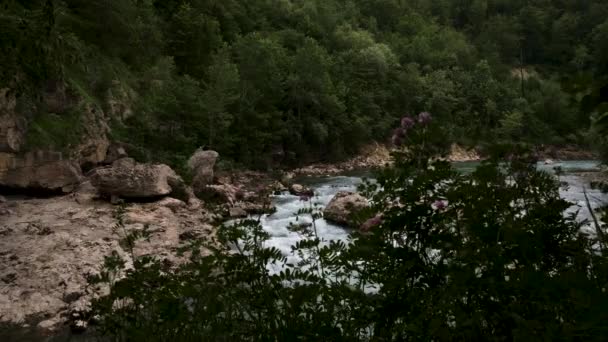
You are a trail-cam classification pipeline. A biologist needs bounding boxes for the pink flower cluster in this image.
[391,112,432,146]
[432,200,448,210]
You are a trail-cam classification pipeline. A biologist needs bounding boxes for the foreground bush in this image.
[90,118,608,341]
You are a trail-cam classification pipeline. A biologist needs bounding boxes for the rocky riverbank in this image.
[0,149,272,335]
[289,142,596,177]
[0,182,217,335]
[291,143,481,176]
[0,142,600,337]
[535,145,598,161]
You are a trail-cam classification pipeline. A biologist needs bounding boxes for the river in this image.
[260,160,608,261]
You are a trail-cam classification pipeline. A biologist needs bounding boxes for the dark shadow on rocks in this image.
[0,185,66,199]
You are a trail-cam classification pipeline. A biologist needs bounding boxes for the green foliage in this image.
[61,0,163,68]
[3,0,607,168]
[25,108,82,151]
[117,63,206,167]
[166,3,222,78]
[561,73,608,162]
[592,20,608,74]
[89,124,608,341]
[497,111,524,139]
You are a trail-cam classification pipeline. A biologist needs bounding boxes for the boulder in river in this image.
[90,158,188,200]
[229,206,248,218]
[268,181,288,194]
[323,191,369,227]
[289,184,314,197]
[238,201,276,215]
[281,172,295,186]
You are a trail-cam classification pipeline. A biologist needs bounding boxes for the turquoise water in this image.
[454,160,601,174]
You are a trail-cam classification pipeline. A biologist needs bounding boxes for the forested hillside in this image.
[3,0,608,169]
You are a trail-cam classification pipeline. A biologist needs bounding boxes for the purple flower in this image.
[394,127,406,138]
[391,127,406,146]
[401,116,415,129]
[418,112,432,126]
[432,200,448,210]
[361,214,383,232]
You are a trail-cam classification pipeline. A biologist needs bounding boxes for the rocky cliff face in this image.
[0,87,84,193]
[0,81,122,193]
[0,151,83,193]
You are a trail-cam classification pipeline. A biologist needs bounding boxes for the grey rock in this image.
[0,208,14,216]
[188,149,219,194]
[229,207,248,218]
[289,184,314,197]
[0,151,83,193]
[90,158,186,199]
[157,197,186,212]
[103,143,129,164]
[323,191,369,227]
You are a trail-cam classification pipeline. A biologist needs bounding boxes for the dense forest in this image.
[3,0,608,169]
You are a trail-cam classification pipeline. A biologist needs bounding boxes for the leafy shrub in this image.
[89,116,608,341]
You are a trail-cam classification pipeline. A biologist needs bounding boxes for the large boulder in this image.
[188,149,219,194]
[90,158,188,200]
[323,191,369,227]
[0,151,83,193]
